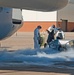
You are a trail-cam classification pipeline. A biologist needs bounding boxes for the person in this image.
[46,25,58,45]
[34,25,42,49]
[46,29,54,45]
[55,28,65,40]
[47,25,58,34]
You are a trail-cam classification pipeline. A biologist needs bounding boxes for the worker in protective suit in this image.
[55,28,65,40]
[46,25,58,44]
[48,25,58,34]
[34,25,42,49]
[46,29,54,45]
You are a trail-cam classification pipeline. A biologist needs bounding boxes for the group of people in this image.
[46,25,65,47]
[34,25,65,49]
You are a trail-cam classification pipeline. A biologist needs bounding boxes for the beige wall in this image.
[57,3,74,32]
[22,10,57,21]
[58,3,74,22]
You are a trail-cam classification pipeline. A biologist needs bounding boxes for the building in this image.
[57,3,74,32]
[18,3,74,32]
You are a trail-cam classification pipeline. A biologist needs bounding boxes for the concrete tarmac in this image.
[0,32,74,75]
[0,32,34,51]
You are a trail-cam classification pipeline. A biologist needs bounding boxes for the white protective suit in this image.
[48,26,58,34]
[34,28,40,49]
[55,30,65,39]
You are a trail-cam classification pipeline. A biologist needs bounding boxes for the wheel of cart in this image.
[64,40,74,50]
[49,40,63,51]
